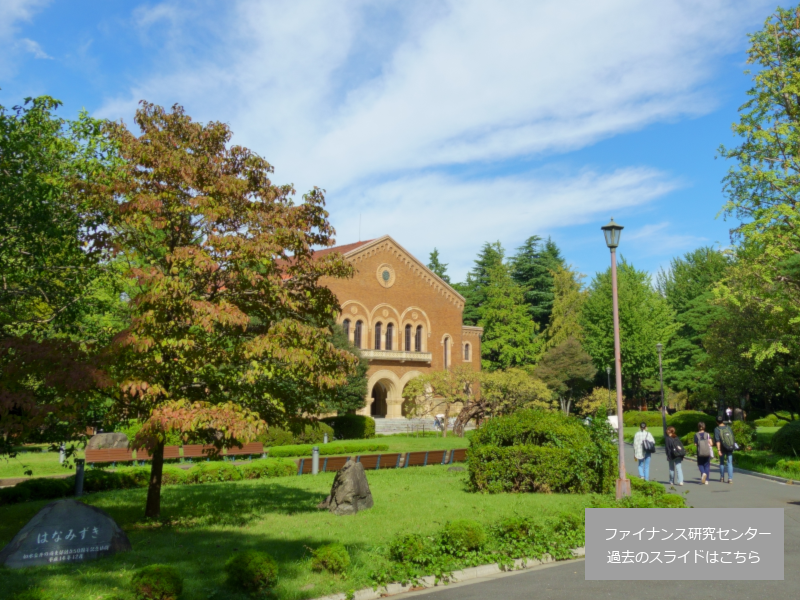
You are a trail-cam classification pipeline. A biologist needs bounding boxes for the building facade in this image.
[320,236,482,419]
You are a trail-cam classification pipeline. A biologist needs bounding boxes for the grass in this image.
[732,450,800,480]
[0,465,587,600]
[755,427,781,449]
[1,436,470,481]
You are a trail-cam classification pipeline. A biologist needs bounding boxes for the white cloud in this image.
[0,0,51,76]
[624,221,707,258]
[18,38,51,59]
[92,0,774,278]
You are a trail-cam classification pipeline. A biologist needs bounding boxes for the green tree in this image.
[403,365,478,437]
[95,102,359,518]
[510,236,565,328]
[581,259,678,402]
[478,263,541,371]
[540,265,587,354]
[456,241,504,326]
[533,337,596,414]
[656,247,729,399]
[427,248,451,283]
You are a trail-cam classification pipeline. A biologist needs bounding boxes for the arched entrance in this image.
[371,382,388,418]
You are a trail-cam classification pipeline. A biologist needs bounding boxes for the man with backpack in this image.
[714,415,736,484]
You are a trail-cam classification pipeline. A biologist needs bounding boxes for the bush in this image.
[321,414,375,439]
[468,409,616,494]
[311,543,351,574]
[389,533,435,565]
[267,443,388,458]
[771,419,800,456]
[258,422,335,447]
[441,520,486,553]
[754,418,774,427]
[655,494,686,508]
[131,565,183,600]
[2,477,72,505]
[186,461,243,484]
[240,458,297,479]
[776,459,800,475]
[225,550,278,593]
[669,411,717,437]
[731,420,756,450]
[630,477,666,497]
[622,411,664,428]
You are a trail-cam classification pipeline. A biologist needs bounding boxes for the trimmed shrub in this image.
[311,543,351,574]
[441,520,486,553]
[622,411,664,428]
[131,565,183,600]
[771,419,800,456]
[731,420,756,450]
[630,477,666,497]
[186,461,242,484]
[669,411,717,437]
[267,443,388,458]
[468,409,616,494]
[258,427,295,447]
[389,533,435,565]
[258,422,335,447]
[240,458,297,479]
[225,550,278,593]
[321,414,376,439]
[655,494,686,508]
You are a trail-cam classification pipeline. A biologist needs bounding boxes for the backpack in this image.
[696,432,711,458]
[672,440,686,459]
[720,426,736,453]
[641,432,656,453]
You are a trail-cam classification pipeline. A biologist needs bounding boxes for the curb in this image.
[310,548,585,600]
[623,442,798,486]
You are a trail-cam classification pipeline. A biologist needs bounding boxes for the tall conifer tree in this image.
[510,236,565,328]
[458,242,504,326]
[427,248,451,283]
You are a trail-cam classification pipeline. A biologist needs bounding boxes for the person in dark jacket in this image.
[664,426,685,485]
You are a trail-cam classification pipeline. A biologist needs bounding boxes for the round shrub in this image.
[225,550,278,593]
[468,409,616,494]
[622,411,664,428]
[771,419,800,456]
[630,477,666,497]
[389,533,435,565]
[669,411,717,437]
[311,543,351,574]
[240,458,297,479]
[321,414,375,439]
[258,427,296,447]
[496,517,532,541]
[731,420,756,450]
[441,520,486,553]
[161,466,188,485]
[131,565,183,600]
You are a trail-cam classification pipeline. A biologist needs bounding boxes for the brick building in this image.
[319,235,482,419]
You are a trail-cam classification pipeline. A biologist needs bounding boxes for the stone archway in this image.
[364,370,403,418]
[371,382,388,417]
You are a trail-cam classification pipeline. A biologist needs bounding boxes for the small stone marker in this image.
[448,466,465,472]
[317,459,374,515]
[86,432,129,450]
[0,499,131,569]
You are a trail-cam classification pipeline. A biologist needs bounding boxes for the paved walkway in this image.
[405,443,800,599]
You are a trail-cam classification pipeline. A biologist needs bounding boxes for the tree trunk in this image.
[442,404,450,438]
[144,440,165,519]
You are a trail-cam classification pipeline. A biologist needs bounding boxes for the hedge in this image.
[321,414,375,439]
[468,409,616,494]
[267,443,388,458]
[771,419,800,456]
[622,411,665,428]
[0,459,297,506]
[669,411,717,437]
[258,422,335,447]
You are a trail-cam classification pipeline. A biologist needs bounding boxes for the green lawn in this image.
[0,436,470,481]
[732,450,800,480]
[0,465,585,600]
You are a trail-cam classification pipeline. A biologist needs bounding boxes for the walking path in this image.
[402,443,800,599]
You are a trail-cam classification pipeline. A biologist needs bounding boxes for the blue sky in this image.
[0,0,777,283]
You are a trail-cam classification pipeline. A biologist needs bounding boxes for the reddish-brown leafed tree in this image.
[97,102,358,518]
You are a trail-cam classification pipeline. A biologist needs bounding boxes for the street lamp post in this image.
[656,343,667,443]
[601,218,630,499]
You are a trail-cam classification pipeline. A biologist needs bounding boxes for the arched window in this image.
[415,325,422,352]
[342,319,351,340]
[444,336,450,369]
[405,324,412,351]
[354,321,363,349]
[464,343,470,361]
[386,323,394,350]
[374,322,382,350]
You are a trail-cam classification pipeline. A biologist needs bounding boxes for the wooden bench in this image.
[450,448,467,463]
[375,453,403,469]
[85,448,133,466]
[321,456,349,472]
[356,454,381,469]
[427,450,447,465]
[181,445,217,461]
[404,451,430,467]
[225,442,264,460]
[136,446,181,462]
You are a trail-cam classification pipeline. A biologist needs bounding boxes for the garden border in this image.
[309,548,585,600]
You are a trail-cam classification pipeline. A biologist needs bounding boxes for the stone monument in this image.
[317,459,374,515]
[0,499,131,569]
[86,432,129,450]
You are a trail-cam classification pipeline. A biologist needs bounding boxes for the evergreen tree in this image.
[541,265,587,353]
[510,236,565,328]
[459,241,504,326]
[478,263,540,371]
[581,258,678,402]
[427,248,451,283]
[656,247,729,399]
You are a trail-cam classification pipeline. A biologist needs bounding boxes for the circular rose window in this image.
[376,264,396,288]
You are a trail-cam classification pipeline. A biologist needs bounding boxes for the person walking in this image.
[714,415,736,484]
[664,426,686,485]
[633,422,655,481]
[694,422,713,484]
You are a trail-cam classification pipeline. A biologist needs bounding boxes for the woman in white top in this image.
[633,422,656,481]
